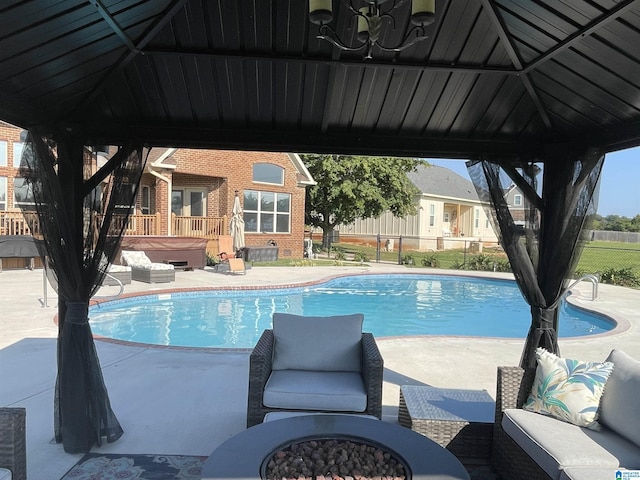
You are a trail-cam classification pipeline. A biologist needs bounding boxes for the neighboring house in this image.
[503,183,526,225]
[0,121,315,265]
[336,163,499,251]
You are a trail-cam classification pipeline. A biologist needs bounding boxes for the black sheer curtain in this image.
[19,131,147,453]
[467,147,604,368]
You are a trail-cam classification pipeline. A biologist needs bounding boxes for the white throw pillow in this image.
[271,313,363,372]
[523,348,614,429]
[599,349,640,448]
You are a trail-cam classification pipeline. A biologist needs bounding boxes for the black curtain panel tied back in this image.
[467,148,604,368]
[19,131,147,453]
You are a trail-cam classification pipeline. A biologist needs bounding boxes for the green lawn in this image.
[249,240,640,284]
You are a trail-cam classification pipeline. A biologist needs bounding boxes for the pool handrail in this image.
[566,273,599,301]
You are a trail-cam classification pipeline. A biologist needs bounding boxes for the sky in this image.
[427,147,640,218]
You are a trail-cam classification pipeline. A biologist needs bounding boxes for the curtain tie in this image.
[66,302,89,325]
[531,306,555,330]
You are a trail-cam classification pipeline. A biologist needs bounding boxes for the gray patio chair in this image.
[247,313,384,427]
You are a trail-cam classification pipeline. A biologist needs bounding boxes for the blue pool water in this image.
[89,274,615,348]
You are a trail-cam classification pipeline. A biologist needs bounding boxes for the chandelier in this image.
[309,0,435,59]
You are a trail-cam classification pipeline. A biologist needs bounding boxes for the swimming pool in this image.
[89,274,615,348]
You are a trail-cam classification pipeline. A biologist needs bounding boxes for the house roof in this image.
[408,164,479,202]
[2,1,640,160]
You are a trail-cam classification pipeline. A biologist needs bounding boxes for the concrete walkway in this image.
[0,263,638,479]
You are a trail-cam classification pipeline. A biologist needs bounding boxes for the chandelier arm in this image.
[374,27,430,53]
[317,25,367,52]
[341,0,361,16]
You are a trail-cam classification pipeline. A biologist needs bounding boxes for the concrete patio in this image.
[1,263,638,479]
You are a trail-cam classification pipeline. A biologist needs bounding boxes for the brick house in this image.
[138,147,315,259]
[1,121,315,264]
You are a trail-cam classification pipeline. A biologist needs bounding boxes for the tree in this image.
[301,154,422,247]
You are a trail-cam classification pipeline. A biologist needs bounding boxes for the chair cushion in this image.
[523,348,614,429]
[121,250,152,266]
[263,370,367,412]
[600,349,640,448]
[271,313,363,372]
[502,408,640,479]
[131,263,174,271]
[263,412,378,422]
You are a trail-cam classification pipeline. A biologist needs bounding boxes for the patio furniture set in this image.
[4,312,638,480]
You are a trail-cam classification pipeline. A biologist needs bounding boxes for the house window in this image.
[141,186,150,214]
[0,177,6,210]
[172,189,206,216]
[12,142,24,167]
[13,177,35,206]
[243,190,290,233]
[0,141,7,166]
[475,208,480,228]
[171,190,183,215]
[514,194,522,206]
[429,204,435,227]
[253,163,284,185]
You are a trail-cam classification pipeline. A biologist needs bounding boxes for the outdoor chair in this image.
[246,313,384,427]
[120,250,175,283]
[0,407,26,480]
[215,235,246,274]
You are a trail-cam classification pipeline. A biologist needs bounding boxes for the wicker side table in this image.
[398,385,494,459]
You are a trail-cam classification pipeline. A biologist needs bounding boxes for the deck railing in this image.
[172,215,228,238]
[0,211,39,236]
[0,211,228,239]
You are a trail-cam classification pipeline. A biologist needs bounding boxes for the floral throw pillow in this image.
[523,348,614,429]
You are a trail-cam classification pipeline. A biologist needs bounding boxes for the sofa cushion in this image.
[524,348,614,429]
[502,409,640,479]
[271,313,363,372]
[600,349,640,448]
[263,370,367,411]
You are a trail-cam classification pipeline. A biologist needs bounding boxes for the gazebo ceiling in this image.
[2,0,640,158]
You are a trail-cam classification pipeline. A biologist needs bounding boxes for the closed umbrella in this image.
[230,194,245,253]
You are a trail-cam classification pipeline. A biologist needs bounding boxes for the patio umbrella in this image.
[230,194,245,253]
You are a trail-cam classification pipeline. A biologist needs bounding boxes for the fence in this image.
[578,244,640,275]
[590,230,640,243]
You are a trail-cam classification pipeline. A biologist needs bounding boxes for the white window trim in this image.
[252,163,284,186]
[0,176,7,210]
[0,141,7,167]
[514,194,523,206]
[172,188,206,216]
[244,190,291,234]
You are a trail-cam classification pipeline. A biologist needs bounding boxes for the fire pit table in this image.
[202,414,469,480]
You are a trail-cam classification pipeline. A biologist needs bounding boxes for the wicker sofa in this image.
[0,408,26,480]
[246,313,384,427]
[493,349,640,480]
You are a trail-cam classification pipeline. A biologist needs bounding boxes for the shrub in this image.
[402,254,415,265]
[450,258,466,270]
[599,267,640,288]
[493,258,512,272]
[353,251,368,263]
[206,252,219,266]
[421,254,440,268]
[466,253,494,271]
[332,248,346,261]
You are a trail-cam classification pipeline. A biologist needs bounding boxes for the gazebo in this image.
[1,0,639,454]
